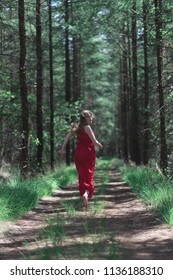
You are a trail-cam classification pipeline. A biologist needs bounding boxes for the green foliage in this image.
[1,0,173,172]
[122,165,173,226]
[0,165,77,221]
[53,100,84,158]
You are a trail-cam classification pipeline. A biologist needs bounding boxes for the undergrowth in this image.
[121,165,173,226]
[0,165,77,221]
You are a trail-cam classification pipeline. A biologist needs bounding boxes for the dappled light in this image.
[1,167,173,260]
[1,0,173,263]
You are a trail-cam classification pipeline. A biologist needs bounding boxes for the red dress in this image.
[74,128,96,199]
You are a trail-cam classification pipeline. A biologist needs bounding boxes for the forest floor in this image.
[0,168,173,260]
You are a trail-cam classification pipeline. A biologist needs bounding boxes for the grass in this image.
[121,165,173,226]
[0,165,77,221]
[96,157,122,170]
[30,205,118,260]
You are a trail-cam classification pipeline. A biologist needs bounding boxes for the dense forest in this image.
[1,0,173,177]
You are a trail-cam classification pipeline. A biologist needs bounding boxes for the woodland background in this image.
[1,0,173,177]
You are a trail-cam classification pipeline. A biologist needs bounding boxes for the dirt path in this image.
[0,169,173,260]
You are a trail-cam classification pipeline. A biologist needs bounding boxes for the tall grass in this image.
[121,165,173,226]
[0,165,77,221]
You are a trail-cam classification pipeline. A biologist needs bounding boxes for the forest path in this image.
[0,169,173,260]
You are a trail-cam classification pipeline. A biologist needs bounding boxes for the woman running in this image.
[59,110,103,208]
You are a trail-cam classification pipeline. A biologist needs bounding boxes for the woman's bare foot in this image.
[82,191,88,208]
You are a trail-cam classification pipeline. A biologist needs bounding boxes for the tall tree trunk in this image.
[36,0,43,171]
[48,0,54,170]
[154,0,168,172]
[129,2,141,165]
[0,3,3,165]
[142,0,149,165]
[120,30,128,162]
[65,0,71,165]
[71,0,81,162]
[127,21,132,161]
[18,0,30,176]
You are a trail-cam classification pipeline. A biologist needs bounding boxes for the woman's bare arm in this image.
[84,125,103,149]
[59,131,75,154]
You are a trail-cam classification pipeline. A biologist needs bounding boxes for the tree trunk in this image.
[142,0,149,165]
[120,30,128,162]
[129,2,141,165]
[127,21,132,162]
[36,0,43,171]
[65,0,71,166]
[154,0,168,172]
[18,0,30,176]
[48,0,54,170]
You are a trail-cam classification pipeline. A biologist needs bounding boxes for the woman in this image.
[59,110,103,208]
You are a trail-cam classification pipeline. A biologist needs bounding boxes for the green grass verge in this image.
[121,165,173,226]
[0,165,77,221]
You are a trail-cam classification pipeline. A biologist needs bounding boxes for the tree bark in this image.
[48,0,55,170]
[142,0,149,165]
[120,29,129,162]
[36,0,43,171]
[18,0,30,176]
[65,0,71,165]
[129,2,141,165]
[154,0,168,172]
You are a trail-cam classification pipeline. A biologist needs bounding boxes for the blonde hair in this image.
[71,110,94,135]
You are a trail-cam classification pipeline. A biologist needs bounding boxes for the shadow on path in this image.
[0,169,173,259]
